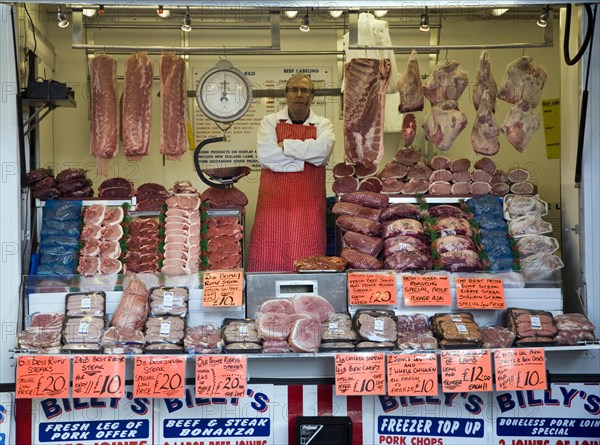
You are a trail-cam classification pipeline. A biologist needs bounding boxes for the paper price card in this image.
[196,355,247,398]
[348,272,397,306]
[203,270,243,307]
[73,355,125,398]
[456,278,505,309]
[494,348,547,391]
[441,349,493,393]
[387,353,438,396]
[402,275,451,306]
[334,353,386,396]
[133,356,185,398]
[16,355,70,398]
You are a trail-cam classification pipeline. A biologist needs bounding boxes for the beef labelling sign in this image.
[387,353,438,396]
[441,349,493,393]
[73,355,125,398]
[196,355,247,398]
[494,348,547,391]
[203,270,244,307]
[402,275,451,306]
[133,356,185,398]
[16,356,70,399]
[348,272,397,306]
[335,353,386,396]
[456,278,506,309]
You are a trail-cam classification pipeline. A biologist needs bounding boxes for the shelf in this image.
[36,198,136,208]
[21,96,76,108]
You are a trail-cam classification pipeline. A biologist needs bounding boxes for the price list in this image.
[73,355,125,398]
[441,349,493,393]
[456,278,505,309]
[16,356,70,398]
[133,356,185,398]
[348,272,397,306]
[196,355,247,398]
[402,275,451,306]
[203,270,243,307]
[335,353,385,396]
[387,353,438,396]
[494,348,547,391]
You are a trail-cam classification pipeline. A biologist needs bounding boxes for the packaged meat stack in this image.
[554,313,596,346]
[185,323,225,354]
[221,319,262,353]
[55,168,94,198]
[135,183,169,212]
[18,312,65,353]
[432,312,482,348]
[467,194,514,271]
[396,313,438,350]
[26,167,60,200]
[353,309,397,351]
[37,200,82,275]
[62,316,105,353]
[203,214,244,271]
[201,186,249,217]
[319,312,359,352]
[149,287,188,317]
[65,291,106,318]
[332,162,381,195]
[101,326,145,354]
[256,295,334,353]
[125,217,161,273]
[506,307,558,346]
[77,203,125,277]
[161,193,201,276]
[144,317,185,353]
[336,191,388,270]
[98,177,134,199]
[480,325,516,348]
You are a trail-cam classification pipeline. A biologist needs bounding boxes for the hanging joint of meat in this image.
[473,50,498,111]
[423,60,469,105]
[422,100,467,151]
[471,89,500,156]
[398,49,424,113]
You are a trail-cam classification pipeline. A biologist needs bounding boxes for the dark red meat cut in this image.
[384,235,430,255]
[379,162,409,180]
[136,199,167,212]
[332,163,355,178]
[340,248,382,270]
[201,186,248,207]
[56,168,87,183]
[429,169,453,182]
[26,167,53,185]
[407,162,433,181]
[336,215,381,236]
[433,235,477,253]
[401,178,430,195]
[383,218,425,239]
[34,188,61,200]
[439,249,483,272]
[384,251,432,271]
[381,178,404,194]
[99,177,134,192]
[31,175,56,190]
[380,203,422,222]
[343,231,383,256]
[99,187,134,199]
[474,157,497,175]
[451,158,471,172]
[394,147,423,166]
[57,178,92,194]
[428,181,452,195]
[402,113,417,146]
[332,176,359,195]
[354,162,378,178]
[358,177,383,193]
[429,155,451,170]
[339,191,389,209]
[428,204,469,219]
[332,202,381,221]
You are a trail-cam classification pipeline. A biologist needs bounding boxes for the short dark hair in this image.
[285,73,314,93]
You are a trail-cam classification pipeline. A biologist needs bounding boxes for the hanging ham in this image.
[90,54,119,176]
[498,56,548,108]
[423,60,468,105]
[422,100,467,151]
[398,50,424,113]
[160,52,188,160]
[123,52,153,160]
[473,50,497,111]
[471,89,500,156]
[501,100,541,152]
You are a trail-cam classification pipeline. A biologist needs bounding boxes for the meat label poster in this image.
[0,393,14,445]
[192,66,335,170]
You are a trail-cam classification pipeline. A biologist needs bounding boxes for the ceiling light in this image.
[537,5,550,28]
[157,5,170,18]
[419,8,430,32]
[300,13,310,32]
[373,10,388,18]
[181,7,192,32]
[329,10,343,19]
[285,10,298,19]
[490,8,509,17]
[82,7,97,17]
[98,4,105,14]
[57,6,69,28]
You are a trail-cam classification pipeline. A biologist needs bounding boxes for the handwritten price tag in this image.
[387,353,438,396]
[203,270,243,307]
[196,355,247,398]
[456,278,505,309]
[73,355,125,398]
[494,348,547,391]
[348,272,397,306]
[133,356,185,398]
[335,353,386,396]
[402,275,451,306]
[16,356,70,399]
[441,349,493,393]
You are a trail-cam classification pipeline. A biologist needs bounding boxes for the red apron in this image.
[247,121,326,272]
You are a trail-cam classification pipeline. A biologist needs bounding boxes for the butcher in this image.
[247,73,336,272]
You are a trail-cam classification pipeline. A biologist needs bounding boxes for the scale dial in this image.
[196,60,252,124]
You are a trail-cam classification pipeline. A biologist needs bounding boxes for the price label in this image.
[494,348,547,391]
[334,353,385,396]
[196,355,247,398]
[203,270,243,307]
[441,349,493,393]
[133,356,185,398]
[387,353,438,396]
[16,356,70,399]
[348,272,397,306]
[402,275,451,306]
[73,355,125,398]
[456,278,505,309]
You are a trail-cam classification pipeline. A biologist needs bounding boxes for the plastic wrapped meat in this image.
[149,287,188,317]
[434,217,472,237]
[383,218,425,239]
[508,215,553,237]
[520,252,564,273]
[184,324,224,354]
[354,310,397,342]
[321,314,358,342]
[517,235,559,258]
[439,250,482,272]
[384,251,433,272]
[468,194,503,217]
[481,326,516,348]
[145,317,185,344]
[504,195,548,220]
[433,235,477,254]
[222,319,260,344]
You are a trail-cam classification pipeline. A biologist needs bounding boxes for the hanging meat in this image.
[422,100,467,151]
[123,52,153,160]
[398,50,424,113]
[423,60,469,105]
[473,50,497,111]
[343,58,391,168]
[498,56,548,108]
[160,52,188,161]
[471,89,500,156]
[89,54,119,176]
[402,113,417,146]
[501,100,541,152]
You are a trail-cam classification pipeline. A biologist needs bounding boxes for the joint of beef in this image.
[393,146,423,166]
[398,50,424,113]
[332,201,381,221]
[26,167,54,185]
[384,250,432,271]
[501,100,541,152]
[380,203,422,222]
[340,248,382,270]
[439,249,483,272]
[342,231,383,256]
[332,162,356,178]
[428,181,452,196]
[381,178,404,194]
[383,218,425,239]
[497,56,548,108]
[358,177,383,193]
[401,178,430,195]
[423,60,469,104]
[422,100,467,151]
[384,234,430,255]
[336,215,381,236]
[332,176,359,195]
[379,162,409,180]
[339,191,389,209]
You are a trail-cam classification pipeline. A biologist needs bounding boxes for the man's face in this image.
[286,78,313,116]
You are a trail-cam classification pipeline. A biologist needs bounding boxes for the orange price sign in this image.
[334,353,386,396]
[441,349,493,393]
[494,348,547,391]
[16,355,70,399]
[196,355,247,398]
[348,272,397,306]
[73,355,125,398]
[133,356,185,398]
[456,278,505,309]
[402,275,451,306]
[387,353,438,396]
[203,270,244,307]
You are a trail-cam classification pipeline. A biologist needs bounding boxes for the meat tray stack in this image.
[353,309,397,351]
[125,217,161,273]
[77,204,124,277]
[185,323,225,354]
[319,313,359,352]
[506,307,557,346]
[396,313,438,350]
[432,312,483,349]
[204,214,244,270]
[61,291,106,353]
[221,319,262,353]
[18,312,65,353]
